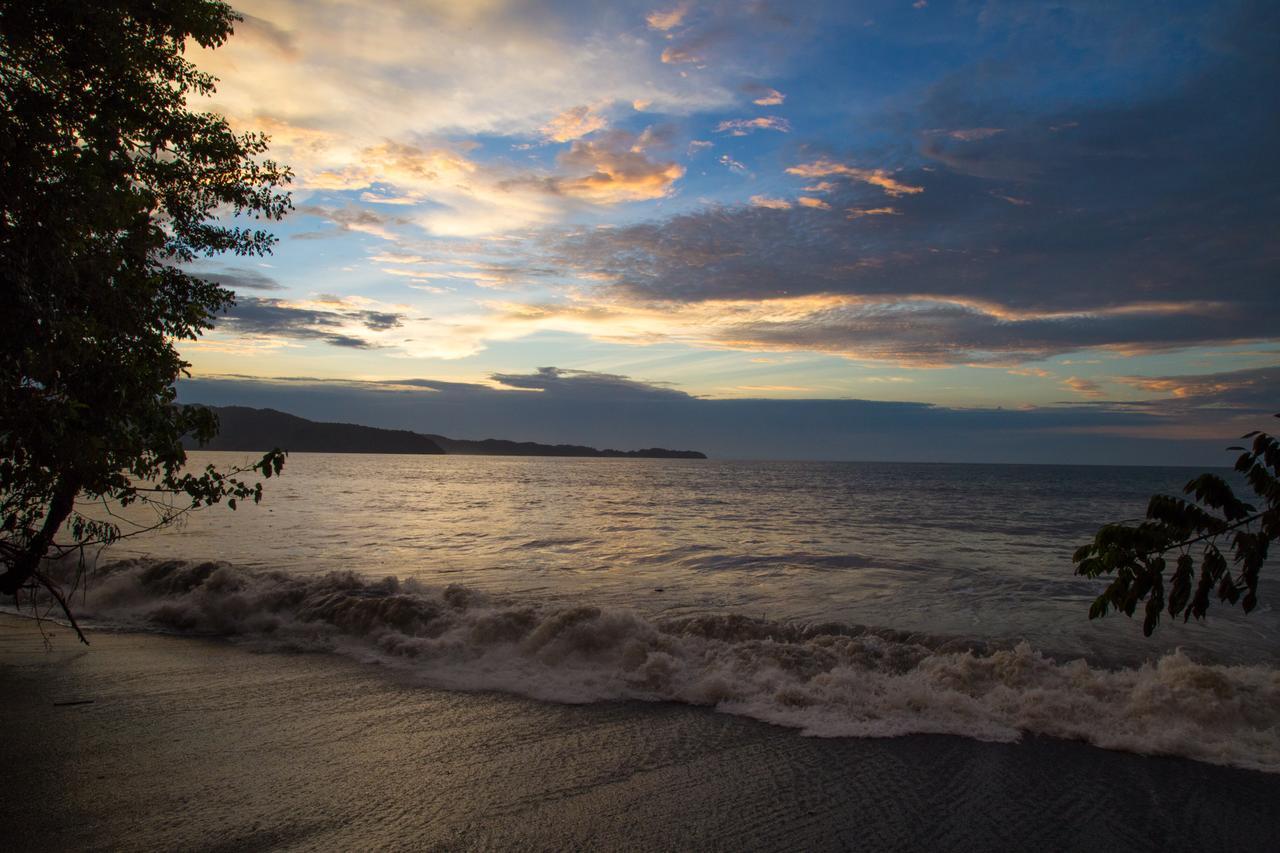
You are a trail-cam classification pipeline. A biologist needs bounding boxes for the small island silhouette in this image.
[189,406,707,459]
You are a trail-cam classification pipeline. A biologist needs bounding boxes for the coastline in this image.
[2,615,1278,852]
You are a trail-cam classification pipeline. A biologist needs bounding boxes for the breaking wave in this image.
[48,559,1280,773]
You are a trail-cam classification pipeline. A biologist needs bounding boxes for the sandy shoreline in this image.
[2,615,1277,852]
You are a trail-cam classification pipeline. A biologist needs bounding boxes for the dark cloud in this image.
[716,300,1260,366]
[1113,366,1280,413]
[195,267,284,292]
[292,204,407,240]
[489,367,693,399]
[217,297,404,349]
[176,369,1268,465]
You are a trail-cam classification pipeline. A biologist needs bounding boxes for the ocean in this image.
[56,452,1280,773]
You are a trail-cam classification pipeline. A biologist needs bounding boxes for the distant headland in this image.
[188,406,707,459]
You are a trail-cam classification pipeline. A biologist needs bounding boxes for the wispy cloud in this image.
[928,127,1004,142]
[1063,376,1105,398]
[845,206,900,218]
[741,83,786,106]
[541,105,609,142]
[715,116,792,136]
[646,3,691,32]
[786,159,923,197]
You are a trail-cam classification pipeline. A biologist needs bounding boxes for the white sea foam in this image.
[57,559,1280,773]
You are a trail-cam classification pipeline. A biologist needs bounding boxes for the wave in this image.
[45,559,1280,773]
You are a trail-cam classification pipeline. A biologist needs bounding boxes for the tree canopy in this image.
[1074,415,1280,635]
[0,0,291,639]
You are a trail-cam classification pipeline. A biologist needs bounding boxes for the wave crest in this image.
[66,559,1280,773]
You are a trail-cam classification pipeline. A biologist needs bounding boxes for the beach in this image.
[3,616,1278,852]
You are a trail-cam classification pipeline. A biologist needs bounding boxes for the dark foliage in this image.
[0,1,291,640]
[1074,415,1280,635]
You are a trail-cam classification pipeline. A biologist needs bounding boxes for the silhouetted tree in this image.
[0,0,290,640]
[1074,415,1279,635]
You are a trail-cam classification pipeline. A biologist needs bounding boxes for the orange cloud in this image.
[797,197,831,210]
[752,88,785,106]
[552,132,685,203]
[786,159,923,197]
[1063,376,1106,398]
[646,3,690,31]
[750,195,792,209]
[661,45,699,64]
[846,206,901,218]
[542,105,608,142]
[307,142,476,191]
[1114,376,1234,398]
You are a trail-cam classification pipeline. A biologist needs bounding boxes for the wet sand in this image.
[2,615,1277,852]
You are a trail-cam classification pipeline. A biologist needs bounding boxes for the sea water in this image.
[58,452,1280,771]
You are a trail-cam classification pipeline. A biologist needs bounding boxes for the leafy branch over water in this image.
[1073,414,1280,636]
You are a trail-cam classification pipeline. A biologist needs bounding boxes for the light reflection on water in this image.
[104,451,1278,665]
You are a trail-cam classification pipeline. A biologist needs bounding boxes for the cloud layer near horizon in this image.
[177,364,1280,465]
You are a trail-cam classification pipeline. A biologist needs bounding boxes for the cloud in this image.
[545,178,1275,366]
[700,298,1261,366]
[989,192,1030,206]
[1113,366,1280,411]
[217,297,407,349]
[929,127,1004,142]
[718,154,749,174]
[750,195,792,209]
[715,116,792,136]
[660,44,701,64]
[646,3,690,32]
[786,159,924,197]
[199,0,732,144]
[541,105,609,142]
[845,206,900,218]
[233,13,299,58]
[177,372,1264,465]
[289,144,564,238]
[294,204,407,241]
[195,267,284,292]
[534,129,686,204]
[489,366,692,399]
[741,83,786,106]
[1063,376,1105,398]
[796,197,831,210]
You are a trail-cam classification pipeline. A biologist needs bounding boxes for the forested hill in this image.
[423,434,706,459]
[190,406,707,459]
[191,406,445,454]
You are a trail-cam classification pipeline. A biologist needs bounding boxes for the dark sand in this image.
[2,616,1278,852]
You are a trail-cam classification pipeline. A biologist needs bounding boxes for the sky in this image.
[180,0,1280,462]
